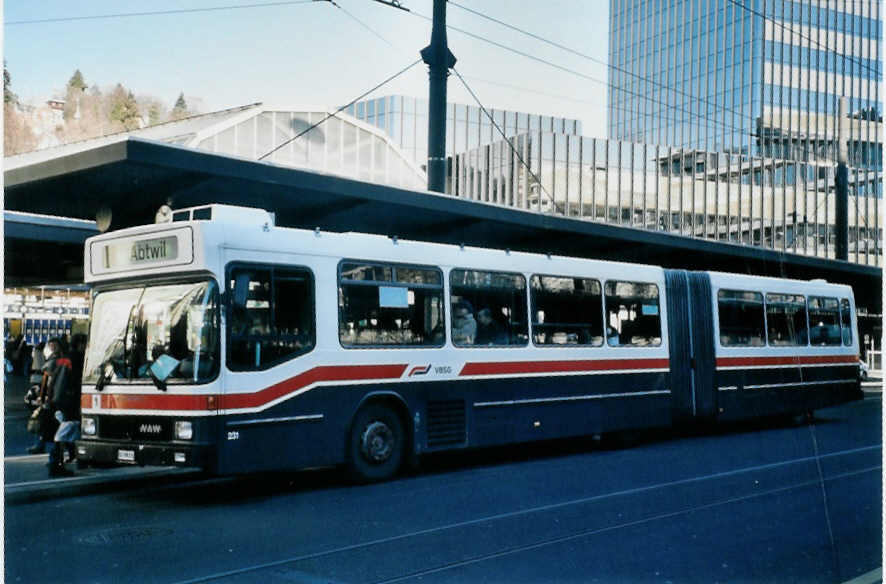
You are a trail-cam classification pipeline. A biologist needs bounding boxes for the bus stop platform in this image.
[4,374,202,505]
[4,455,202,505]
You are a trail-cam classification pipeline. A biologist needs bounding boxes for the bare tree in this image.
[5,104,38,155]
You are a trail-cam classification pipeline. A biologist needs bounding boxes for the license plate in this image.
[117,449,135,463]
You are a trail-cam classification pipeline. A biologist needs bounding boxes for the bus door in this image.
[664,270,717,422]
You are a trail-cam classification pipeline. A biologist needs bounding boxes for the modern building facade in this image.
[609,0,881,154]
[604,0,882,263]
[7,87,881,267]
[346,95,583,198]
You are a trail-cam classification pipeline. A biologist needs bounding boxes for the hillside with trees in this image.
[3,66,202,155]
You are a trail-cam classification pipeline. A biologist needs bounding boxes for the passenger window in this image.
[339,261,444,347]
[604,281,661,347]
[808,296,842,346]
[450,269,528,347]
[531,275,603,346]
[765,293,808,346]
[840,298,852,346]
[228,266,315,370]
[717,290,766,347]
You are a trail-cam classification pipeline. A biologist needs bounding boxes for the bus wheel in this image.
[347,404,404,483]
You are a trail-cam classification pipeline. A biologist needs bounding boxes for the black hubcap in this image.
[361,421,394,464]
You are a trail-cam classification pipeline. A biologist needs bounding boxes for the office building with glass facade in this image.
[349,78,880,264]
[609,0,881,155]
[346,96,582,198]
[607,0,882,264]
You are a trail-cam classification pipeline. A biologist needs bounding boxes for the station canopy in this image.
[3,104,881,313]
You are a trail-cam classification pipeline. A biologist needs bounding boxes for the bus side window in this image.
[450,269,528,347]
[717,290,766,347]
[338,261,444,347]
[841,298,852,346]
[765,293,808,346]
[604,281,661,347]
[228,266,315,370]
[530,275,603,346]
[808,296,842,346]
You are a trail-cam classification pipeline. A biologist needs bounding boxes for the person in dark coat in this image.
[69,334,87,392]
[51,357,81,476]
[475,308,509,345]
[29,339,61,455]
[42,339,78,477]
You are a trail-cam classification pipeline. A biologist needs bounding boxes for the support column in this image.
[420,0,457,194]
[835,96,849,261]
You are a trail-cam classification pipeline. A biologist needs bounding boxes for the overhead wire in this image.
[257,58,423,160]
[452,68,557,207]
[439,2,878,239]
[327,0,397,48]
[409,10,761,145]
[4,0,321,25]
[460,73,767,146]
[366,0,745,153]
[724,0,881,78]
[447,0,756,134]
[726,0,880,237]
[455,71,872,232]
[459,75,606,109]
[445,0,881,193]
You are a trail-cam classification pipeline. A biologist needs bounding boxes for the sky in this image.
[3,0,612,136]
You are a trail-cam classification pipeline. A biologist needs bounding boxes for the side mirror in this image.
[232,273,251,309]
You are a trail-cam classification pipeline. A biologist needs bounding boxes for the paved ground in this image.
[4,388,881,584]
[4,374,201,502]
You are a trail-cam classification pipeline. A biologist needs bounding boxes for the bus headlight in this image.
[174,421,193,441]
[82,417,97,436]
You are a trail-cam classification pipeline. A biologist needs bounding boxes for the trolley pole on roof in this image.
[421,0,456,194]
[835,96,849,261]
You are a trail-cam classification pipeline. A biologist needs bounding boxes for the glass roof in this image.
[6,104,428,191]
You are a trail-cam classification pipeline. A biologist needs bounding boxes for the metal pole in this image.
[420,0,456,194]
[835,96,849,261]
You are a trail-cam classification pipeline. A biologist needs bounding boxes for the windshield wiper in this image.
[95,361,114,392]
[147,368,167,391]
[121,287,148,381]
[147,355,179,392]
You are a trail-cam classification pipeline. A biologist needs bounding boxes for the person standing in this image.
[25,341,46,408]
[41,339,77,477]
[69,334,86,391]
[28,339,61,455]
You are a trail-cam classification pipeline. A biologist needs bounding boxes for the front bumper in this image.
[75,439,214,469]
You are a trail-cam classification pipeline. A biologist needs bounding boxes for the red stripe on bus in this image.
[716,355,857,367]
[80,393,212,411]
[220,364,407,409]
[80,364,408,412]
[459,358,670,376]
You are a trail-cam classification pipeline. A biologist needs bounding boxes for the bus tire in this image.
[347,404,404,483]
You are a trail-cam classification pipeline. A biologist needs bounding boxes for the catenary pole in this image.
[835,96,849,261]
[420,0,456,193]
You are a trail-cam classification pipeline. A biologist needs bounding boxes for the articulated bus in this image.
[76,205,863,481]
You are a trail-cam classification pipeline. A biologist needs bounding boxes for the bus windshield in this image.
[83,280,219,386]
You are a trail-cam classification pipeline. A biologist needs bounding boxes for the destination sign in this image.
[89,226,194,278]
[104,236,178,269]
